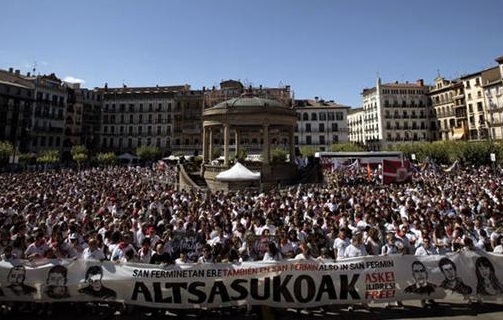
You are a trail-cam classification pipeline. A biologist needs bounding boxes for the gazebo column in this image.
[235,129,241,160]
[208,127,213,162]
[223,124,230,166]
[289,126,295,163]
[202,126,208,164]
[262,123,270,165]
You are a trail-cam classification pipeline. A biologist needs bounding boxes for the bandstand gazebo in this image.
[201,92,299,192]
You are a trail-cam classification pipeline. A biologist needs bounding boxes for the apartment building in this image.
[68,86,102,155]
[99,84,203,155]
[428,77,466,141]
[347,107,364,145]
[0,68,34,153]
[294,98,350,151]
[355,78,433,150]
[30,73,69,154]
[481,59,503,141]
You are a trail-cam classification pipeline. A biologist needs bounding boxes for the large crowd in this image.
[1,161,502,267]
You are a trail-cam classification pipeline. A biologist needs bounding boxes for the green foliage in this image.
[136,146,161,161]
[234,148,247,162]
[271,148,288,164]
[18,153,37,165]
[71,145,88,157]
[71,145,88,169]
[299,146,319,157]
[0,141,14,160]
[211,148,221,160]
[96,152,117,165]
[388,140,501,165]
[36,150,60,164]
[329,142,365,152]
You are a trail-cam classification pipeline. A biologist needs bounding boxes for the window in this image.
[319,135,325,145]
[331,123,338,132]
[306,136,312,144]
[305,123,311,132]
[311,112,317,121]
[319,123,325,132]
[336,112,343,120]
[319,112,326,121]
[303,113,309,121]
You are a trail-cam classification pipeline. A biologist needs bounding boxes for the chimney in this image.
[417,79,424,86]
[15,69,20,75]
[8,67,13,73]
[27,72,31,77]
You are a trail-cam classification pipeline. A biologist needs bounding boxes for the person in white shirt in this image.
[333,229,350,260]
[293,243,314,260]
[344,232,368,258]
[262,242,283,261]
[414,236,436,256]
[493,235,503,254]
[82,238,106,261]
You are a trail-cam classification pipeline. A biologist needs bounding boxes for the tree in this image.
[96,152,117,167]
[271,148,288,164]
[329,142,365,152]
[71,145,88,170]
[0,141,14,169]
[135,146,161,162]
[36,150,60,169]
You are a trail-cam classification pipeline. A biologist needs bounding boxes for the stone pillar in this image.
[223,124,230,166]
[202,126,208,164]
[235,129,240,161]
[289,126,296,163]
[262,123,270,165]
[208,128,213,162]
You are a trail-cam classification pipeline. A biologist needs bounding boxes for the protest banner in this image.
[1,252,502,308]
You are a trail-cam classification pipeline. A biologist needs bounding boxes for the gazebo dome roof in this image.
[211,93,284,110]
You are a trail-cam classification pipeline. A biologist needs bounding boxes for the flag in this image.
[382,159,412,184]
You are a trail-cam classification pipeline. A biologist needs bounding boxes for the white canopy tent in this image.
[215,162,261,181]
[117,153,140,161]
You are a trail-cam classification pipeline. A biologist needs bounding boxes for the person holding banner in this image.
[332,229,350,260]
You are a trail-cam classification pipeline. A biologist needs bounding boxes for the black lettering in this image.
[187,282,206,303]
[230,279,248,300]
[250,277,270,300]
[294,275,315,303]
[273,275,294,302]
[340,274,360,300]
[153,282,164,302]
[166,283,187,303]
[208,281,230,303]
[316,274,337,301]
[131,282,153,302]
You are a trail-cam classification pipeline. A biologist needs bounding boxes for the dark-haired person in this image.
[78,265,117,299]
[475,256,503,296]
[438,257,472,295]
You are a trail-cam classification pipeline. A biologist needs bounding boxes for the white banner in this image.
[1,251,503,308]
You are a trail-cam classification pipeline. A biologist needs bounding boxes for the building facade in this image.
[354,78,433,150]
[0,68,34,154]
[294,98,350,151]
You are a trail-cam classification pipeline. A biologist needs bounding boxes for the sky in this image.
[1,0,502,107]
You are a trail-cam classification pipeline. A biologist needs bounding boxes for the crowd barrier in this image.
[1,251,503,309]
